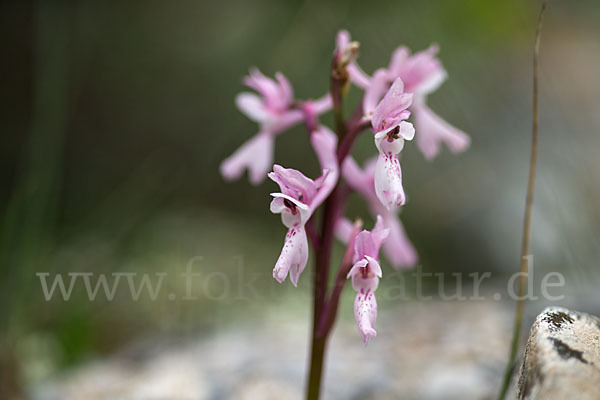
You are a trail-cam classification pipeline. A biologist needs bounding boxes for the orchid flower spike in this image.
[347,216,389,345]
[370,78,415,210]
[268,126,338,286]
[221,68,331,184]
[337,156,418,269]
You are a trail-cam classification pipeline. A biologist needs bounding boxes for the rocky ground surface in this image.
[517,307,600,400]
[31,300,520,400]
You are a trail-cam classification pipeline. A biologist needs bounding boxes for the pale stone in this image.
[518,306,600,400]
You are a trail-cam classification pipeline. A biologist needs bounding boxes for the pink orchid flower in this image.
[347,215,389,344]
[388,45,469,160]
[269,126,338,285]
[370,78,415,210]
[358,44,470,160]
[385,45,447,96]
[337,156,418,269]
[221,68,332,184]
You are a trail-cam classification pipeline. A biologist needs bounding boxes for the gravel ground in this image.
[32,300,516,400]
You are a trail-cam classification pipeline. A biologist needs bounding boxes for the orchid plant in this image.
[220,30,469,399]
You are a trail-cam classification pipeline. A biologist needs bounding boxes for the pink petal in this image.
[363,69,390,117]
[275,72,294,107]
[353,231,376,263]
[311,93,333,115]
[342,157,370,193]
[352,218,389,263]
[307,127,339,211]
[415,66,447,96]
[387,46,410,77]
[342,156,379,205]
[336,30,350,54]
[273,226,309,286]
[397,45,446,94]
[235,92,270,123]
[382,213,418,269]
[334,217,355,243]
[220,133,274,185]
[269,164,317,202]
[370,215,390,253]
[244,68,294,113]
[267,109,304,133]
[414,104,470,160]
[347,63,371,90]
[245,68,279,105]
[398,120,416,140]
[353,289,378,345]
[310,125,338,171]
[371,78,413,133]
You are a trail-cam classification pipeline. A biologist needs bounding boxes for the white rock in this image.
[518,306,600,400]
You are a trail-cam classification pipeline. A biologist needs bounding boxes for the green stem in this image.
[497,2,546,399]
[306,336,327,400]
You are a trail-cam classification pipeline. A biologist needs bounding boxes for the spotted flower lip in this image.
[272,225,308,286]
[220,68,332,185]
[346,216,389,345]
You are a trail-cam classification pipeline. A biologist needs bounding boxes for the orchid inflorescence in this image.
[221,30,469,345]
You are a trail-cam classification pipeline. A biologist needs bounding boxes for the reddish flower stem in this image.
[306,59,369,400]
[305,218,321,251]
[337,101,369,163]
[306,181,342,400]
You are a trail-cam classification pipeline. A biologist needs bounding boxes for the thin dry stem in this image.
[497,1,547,399]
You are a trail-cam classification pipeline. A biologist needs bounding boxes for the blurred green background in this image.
[2,0,600,397]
